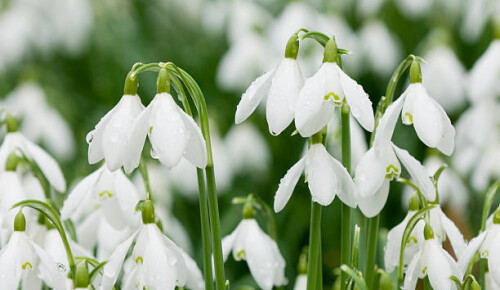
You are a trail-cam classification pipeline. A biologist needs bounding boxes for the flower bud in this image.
[323,37,339,63]
[124,71,138,95]
[14,209,26,232]
[409,193,420,211]
[471,279,480,290]
[141,200,156,224]
[284,33,300,59]
[424,223,434,240]
[409,60,422,84]
[378,270,394,290]
[75,261,90,288]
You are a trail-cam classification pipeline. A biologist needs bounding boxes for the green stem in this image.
[424,277,432,290]
[340,103,352,290]
[365,216,379,288]
[479,181,500,288]
[138,158,152,200]
[307,201,322,290]
[170,73,215,290]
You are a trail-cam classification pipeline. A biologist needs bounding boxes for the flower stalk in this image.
[340,102,352,290]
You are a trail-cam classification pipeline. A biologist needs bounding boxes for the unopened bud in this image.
[74,261,89,288]
[14,209,26,232]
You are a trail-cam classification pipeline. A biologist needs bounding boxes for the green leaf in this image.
[340,265,367,290]
[89,261,108,281]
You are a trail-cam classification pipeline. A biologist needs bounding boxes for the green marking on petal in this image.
[406,237,418,246]
[135,256,143,264]
[99,191,113,199]
[324,92,343,106]
[22,262,33,270]
[385,165,399,180]
[481,250,489,258]
[421,266,427,275]
[403,112,413,124]
[149,126,153,134]
[236,250,246,260]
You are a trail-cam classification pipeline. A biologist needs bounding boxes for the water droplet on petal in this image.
[150,148,159,159]
[57,263,66,272]
[86,131,95,144]
[168,255,178,266]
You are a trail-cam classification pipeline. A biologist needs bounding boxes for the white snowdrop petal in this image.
[88,105,117,164]
[179,109,208,169]
[266,58,304,135]
[100,231,139,290]
[357,179,390,218]
[306,145,338,206]
[488,231,500,286]
[426,241,456,290]
[457,231,486,276]
[392,144,436,201]
[221,227,239,262]
[244,220,286,290]
[403,249,422,290]
[180,251,205,290]
[142,237,178,289]
[235,70,274,124]
[412,87,444,148]
[31,242,66,290]
[123,101,153,174]
[274,157,306,213]
[373,95,405,148]
[401,86,417,125]
[328,151,357,207]
[336,63,374,132]
[23,137,66,192]
[149,94,188,169]
[60,167,103,220]
[433,97,455,156]
[354,147,387,199]
[295,65,331,137]
[384,211,414,273]
[440,211,466,257]
[0,233,23,290]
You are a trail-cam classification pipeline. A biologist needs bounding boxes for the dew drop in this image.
[57,263,66,272]
[150,148,159,159]
[86,131,95,144]
[168,255,178,266]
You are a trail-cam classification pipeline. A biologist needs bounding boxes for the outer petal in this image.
[457,231,486,275]
[336,63,374,132]
[488,230,500,286]
[0,233,23,290]
[327,150,357,207]
[180,251,205,290]
[358,179,390,218]
[384,211,415,273]
[221,227,238,262]
[235,70,274,124]
[403,249,423,290]
[87,105,117,164]
[295,64,333,137]
[412,85,445,148]
[23,136,66,192]
[266,58,304,135]
[149,94,188,169]
[373,95,405,148]
[306,145,337,206]
[392,144,436,201]
[123,100,154,174]
[179,109,208,168]
[434,98,455,156]
[274,157,306,212]
[60,167,103,220]
[440,211,467,257]
[31,242,66,290]
[102,95,144,171]
[244,219,286,290]
[425,240,458,290]
[142,233,179,290]
[100,231,139,290]
[354,147,387,199]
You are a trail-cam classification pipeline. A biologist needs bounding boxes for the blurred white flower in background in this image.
[327,115,367,170]
[0,0,91,71]
[2,83,76,160]
[421,45,467,114]
[460,0,491,43]
[467,39,500,104]
[357,20,402,78]
[394,0,433,19]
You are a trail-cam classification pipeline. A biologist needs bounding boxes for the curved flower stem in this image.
[167,64,225,289]
[479,180,500,288]
[170,74,214,290]
[307,200,322,290]
[340,103,352,290]
[138,157,152,200]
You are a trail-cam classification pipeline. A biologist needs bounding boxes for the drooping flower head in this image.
[235,31,305,136]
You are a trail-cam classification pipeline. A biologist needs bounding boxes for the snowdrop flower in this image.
[222,209,286,290]
[293,274,307,290]
[467,39,500,104]
[398,61,455,155]
[0,123,66,192]
[460,0,491,43]
[2,83,76,160]
[235,33,304,136]
[457,211,500,286]
[274,143,356,212]
[357,20,402,77]
[355,97,436,217]
[422,45,467,114]
[384,196,426,273]
[61,166,143,258]
[294,37,374,137]
[0,210,67,290]
[404,224,461,290]
[427,206,467,257]
[395,0,433,19]
[87,75,144,172]
[100,200,204,290]
[126,90,207,173]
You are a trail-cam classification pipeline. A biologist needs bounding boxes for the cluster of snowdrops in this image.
[0,29,499,290]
